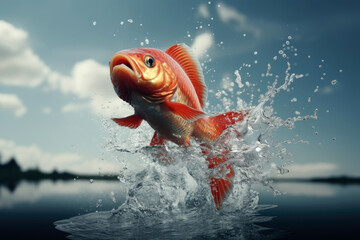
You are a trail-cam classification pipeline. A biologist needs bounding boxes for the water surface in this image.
[1,180,359,239]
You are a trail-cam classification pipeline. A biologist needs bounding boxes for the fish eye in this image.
[144,54,155,68]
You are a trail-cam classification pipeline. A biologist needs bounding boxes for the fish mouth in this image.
[110,54,141,103]
[110,54,140,79]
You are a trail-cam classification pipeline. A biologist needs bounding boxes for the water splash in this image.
[55,35,323,238]
[55,57,318,238]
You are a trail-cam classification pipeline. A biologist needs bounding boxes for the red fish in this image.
[109,44,247,209]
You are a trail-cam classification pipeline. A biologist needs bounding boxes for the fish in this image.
[109,43,247,209]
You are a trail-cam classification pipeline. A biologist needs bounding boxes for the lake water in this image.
[0,180,359,239]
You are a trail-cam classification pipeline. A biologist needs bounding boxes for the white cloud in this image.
[42,107,52,114]
[49,59,132,117]
[198,4,210,18]
[282,162,338,178]
[0,138,120,174]
[321,86,334,95]
[0,20,50,87]
[216,2,261,38]
[60,59,111,98]
[61,102,89,113]
[191,32,214,58]
[275,182,336,197]
[0,93,27,117]
[0,20,130,118]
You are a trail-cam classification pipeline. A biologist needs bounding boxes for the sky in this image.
[0,0,359,177]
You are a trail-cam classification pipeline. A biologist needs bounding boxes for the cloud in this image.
[0,20,131,118]
[216,2,261,38]
[0,93,27,117]
[57,59,111,98]
[0,138,120,174]
[275,182,336,197]
[61,102,89,113]
[0,20,50,87]
[282,162,338,178]
[52,59,132,117]
[53,59,133,117]
[321,85,334,95]
[198,4,210,19]
[191,32,214,58]
[42,107,52,114]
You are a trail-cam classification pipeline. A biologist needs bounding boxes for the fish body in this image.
[110,44,247,209]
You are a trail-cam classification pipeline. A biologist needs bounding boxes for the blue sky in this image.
[0,0,359,177]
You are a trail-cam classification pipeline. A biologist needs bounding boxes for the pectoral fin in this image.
[163,101,205,121]
[112,114,143,129]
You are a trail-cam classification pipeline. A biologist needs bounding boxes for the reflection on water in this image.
[0,180,125,209]
[1,180,360,239]
[55,205,277,240]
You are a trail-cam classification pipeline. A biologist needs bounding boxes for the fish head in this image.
[110,48,178,104]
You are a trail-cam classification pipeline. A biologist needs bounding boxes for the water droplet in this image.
[187,34,191,38]
[315,131,318,135]
[314,86,319,93]
[339,69,343,73]
[215,91,222,98]
[319,65,322,68]
[92,21,97,26]
[288,36,292,40]
[290,98,297,102]
[243,33,246,37]
[254,51,258,55]
[326,109,330,113]
[273,56,277,61]
[127,19,133,23]
[285,40,290,45]
[282,54,287,58]
[220,41,224,45]
[332,137,336,141]
[145,38,149,45]
[295,111,300,115]
[254,60,258,64]
[308,97,311,103]
[120,21,124,25]
[217,4,221,7]
[89,179,94,183]
[140,23,143,27]
[140,42,144,46]
[279,50,284,54]
[331,80,337,85]
[208,1,211,4]
[308,55,311,59]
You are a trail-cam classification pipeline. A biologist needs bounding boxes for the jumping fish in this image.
[109,44,247,209]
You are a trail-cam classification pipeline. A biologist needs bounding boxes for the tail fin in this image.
[201,110,248,209]
[209,111,247,135]
[206,153,234,210]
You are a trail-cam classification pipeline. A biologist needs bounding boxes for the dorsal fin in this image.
[166,43,207,107]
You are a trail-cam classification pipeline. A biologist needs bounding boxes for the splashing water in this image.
[55,49,318,239]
